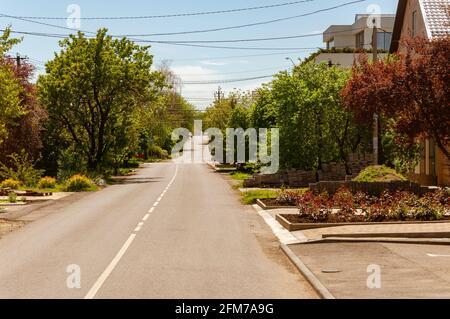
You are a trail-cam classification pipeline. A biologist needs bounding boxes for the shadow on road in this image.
[108,177,163,185]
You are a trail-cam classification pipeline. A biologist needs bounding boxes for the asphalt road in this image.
[0,157,316,298]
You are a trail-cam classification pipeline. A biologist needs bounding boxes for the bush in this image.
[0,150,43,186]
[148,145,169,159]
[65,175,94,192]
[295,188,448,223]
[37,177,57,189]
[122,158,141,169]
[276,189,308,206]
[8,192,17,203]
[0,178,21,189]
[353,165,407,183]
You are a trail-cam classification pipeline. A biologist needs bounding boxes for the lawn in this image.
[18,183,98,193]
[18,185,66,193]
[229,172,252,181]
[240,189,279,205]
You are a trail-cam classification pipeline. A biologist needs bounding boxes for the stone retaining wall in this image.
[309,181,424,196]
[243,153,373,188]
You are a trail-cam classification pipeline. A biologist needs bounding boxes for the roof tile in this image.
[421,0,450,38]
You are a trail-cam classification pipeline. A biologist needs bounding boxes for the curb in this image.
[252,204,302,245]
[322,232,450,239]
[280,244,335,299]
[310,237,450,246]
[256,199,296,210]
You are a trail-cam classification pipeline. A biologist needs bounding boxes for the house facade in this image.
[390,0,450,186]
[315,14,395,67]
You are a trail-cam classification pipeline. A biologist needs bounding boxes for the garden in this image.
[280,187,449,224]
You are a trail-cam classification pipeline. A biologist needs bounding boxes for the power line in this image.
[176,65,289,77]
[0,0,367,37]
[115,0,367,37]
[5,1,315,20]
[137,28,364,44]
[181,75,275,85]
[168,50,315,61]
[1,29,322,51]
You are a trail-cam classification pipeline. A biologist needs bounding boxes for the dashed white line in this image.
[427,254,450,257]
[84,234,136,299]
[84,164,179,299]
[134,222,144,232]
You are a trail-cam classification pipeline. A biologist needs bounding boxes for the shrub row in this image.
[280,187,449,223]
[1,175,95,192]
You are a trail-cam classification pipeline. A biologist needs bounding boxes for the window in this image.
[412,11,418,36]
[376,32,392,50]
[355,31,365,48]
[327,39,335,49]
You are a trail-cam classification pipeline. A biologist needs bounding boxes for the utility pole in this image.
[15,53,28,67]
[214,86,224,103]
[372,20,380,165]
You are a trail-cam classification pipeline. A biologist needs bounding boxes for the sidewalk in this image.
[286,241,450,298]
[257,207,450,298]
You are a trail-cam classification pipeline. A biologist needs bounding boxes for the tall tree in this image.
[343,37,450,162]
[38,29,163,171]
[0,59,46,164]
[0,28,24,145]
[272,62,363,170]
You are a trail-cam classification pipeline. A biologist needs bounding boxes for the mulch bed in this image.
[259,198,296,208]
[282,213,450,224]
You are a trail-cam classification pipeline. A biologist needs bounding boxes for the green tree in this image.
[38,29,163,172]
[249,86,277,129]
[0,28,24,145]
[271,62,368,171]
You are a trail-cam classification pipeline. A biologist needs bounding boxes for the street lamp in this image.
[285,57,296,66]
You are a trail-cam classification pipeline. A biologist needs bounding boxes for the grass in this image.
[229,172,252,181]
[19,184,66,193]
[353,165,407,183]
[18,183,98,193]
[116,168,135,176]
[240,189,279,205]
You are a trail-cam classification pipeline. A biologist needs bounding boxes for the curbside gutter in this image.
[280,244,335,300]
[252,203,335,299]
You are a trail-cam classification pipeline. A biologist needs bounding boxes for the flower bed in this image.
[285,187,449,224]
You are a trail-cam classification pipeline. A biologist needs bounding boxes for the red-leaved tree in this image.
[342,37,450,162]
[0,58,47,164]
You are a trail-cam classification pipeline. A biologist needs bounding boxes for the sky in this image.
[0,0,399,109]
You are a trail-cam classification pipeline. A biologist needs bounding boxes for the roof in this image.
[391,0,450,52]
[323,14,396,43]
[422,0,450,37]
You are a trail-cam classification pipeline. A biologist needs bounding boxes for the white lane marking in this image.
[153,201,159,207]
[134,222,144,232]
[157,196,163,201]
[84,164,179,299]
[427,254,450,257]
[84,234,136,299]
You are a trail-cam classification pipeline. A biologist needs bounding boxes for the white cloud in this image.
[200,60,227,66]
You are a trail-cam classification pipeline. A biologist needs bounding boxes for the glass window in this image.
[328,39,335,49]
[377,32,392,50]
[355,31,365,48]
